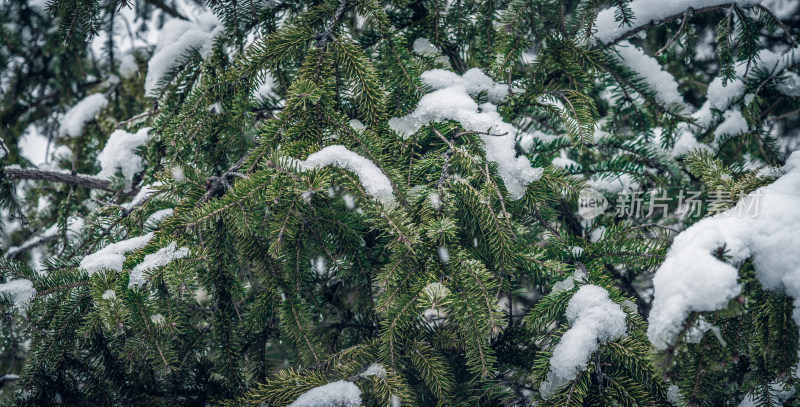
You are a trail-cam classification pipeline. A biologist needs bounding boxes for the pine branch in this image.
[599,3,753,48]
[2,166,115,192]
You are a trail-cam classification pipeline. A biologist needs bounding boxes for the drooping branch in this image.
[600,3,752,49]
[2,166,114,192]
[756,5,799,48]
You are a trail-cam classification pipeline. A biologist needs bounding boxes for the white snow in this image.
[18,125,49,165]
[551,268,587,294]
[428,192,442,210]
[667,385,683,405]
[390,69,542,199]
[290,145,396,207]
[0,279,36,309]
[648,151,800,349]
[145,208,174,229]
[540,285,626,399]
[738,382,794,407]
[713,108,748,138]
[671,129,710,158]
[518,130,556,153]
[119,53,139,79]
[122,182,162,211]
[253,73,277,101]
[348,119,365,131]
[144,12,221,95]
[150,313,165,325]
[760,0,800,18]
[586,173,638,194]
[96,128,150,191]
[171,165,185,181]
[342,194,356,210]
[129,242,189,287]
[777,71,800,97]
[684,316,727,346]
[59,93,109,138]
[311,256,327,276]
[707,48,800,112]
[614,42,687,109]
[102,289,116,300]
[594,0,763,44]
[361,363,387,378]
[413,37,439,56]
[287,380,362,407]
[420,68,509,103]
[707,78,746,112]
[437,246,450,264]
[695,28,716,61]
[552,151,579,169]
[79,232,154,275]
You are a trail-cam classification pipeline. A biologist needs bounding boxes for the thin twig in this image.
[655,8,692,57]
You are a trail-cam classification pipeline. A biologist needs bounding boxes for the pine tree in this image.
[1,0,800,405]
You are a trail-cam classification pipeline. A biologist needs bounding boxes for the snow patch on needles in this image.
[292,145,396,207]
[648,151,800,350]
[119,53,139,79]
[613,42,687,109]
[420,68,509,103]
[413,37,439,57]
[389,69,542,199]
[79,233,154,275]
[145,12,221,95]
[287,380,361,407]
[361,363,387,378]
[129,242,190,287]
[59,93,109,138]
[540,285,626,399]
[0,279,36,310]
[594,0,763,44]
[122,182,162,211]
[713,108,748,137]
[145,208,174,229]
[707,48,800,112]
[97,128,150,191]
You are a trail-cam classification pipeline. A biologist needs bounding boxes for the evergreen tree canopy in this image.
[1,0,800,405]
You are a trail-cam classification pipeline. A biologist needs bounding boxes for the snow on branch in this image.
[389,69,542,199]
[59,93,109,138]
[2,165,115,192]
[540,285,627,399]
[648,151,800,350]
[613,41,688,110]
[145,12,221,95]
[594,0,763,45]
[290,145,397,207]
[0,279,36,310]
[129,242,189,287]
[704,47,800,114]
[287,380,362,407]
[79,233,154,275]
[97,128,151,192]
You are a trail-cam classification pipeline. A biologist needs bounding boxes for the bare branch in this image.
[3,166,114,192]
